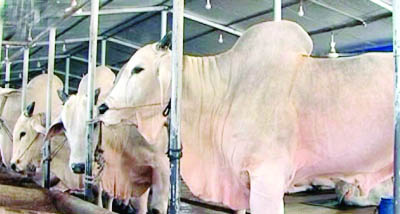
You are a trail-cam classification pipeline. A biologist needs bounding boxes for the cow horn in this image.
[157,31,172,50]
[94,88,101,105]
[57,89,69,104]
[24,102,35,118]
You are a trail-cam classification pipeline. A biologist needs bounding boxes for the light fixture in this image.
[62,42,67,52]
[218,34,223,44]
[298,0,304,17]
[205,0,212,10]
[37,61,41,67]
[328,33,339,58]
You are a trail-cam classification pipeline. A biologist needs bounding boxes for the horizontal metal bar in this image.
[369,0,393,11]
[70,55,120,71]
[0,68,82,80]
[309,0,367,25]
[73,6,168,16]
[3,36,105,48]
[11,55,68,64]
[183,12,243,36]
[108,37,141,49]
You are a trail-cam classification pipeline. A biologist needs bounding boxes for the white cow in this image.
[0,88,21,167]
[97,20,394,214]
[9,74,84,190]
[47,66,170,214]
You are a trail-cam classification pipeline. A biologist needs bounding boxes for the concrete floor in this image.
[181,180,377,214]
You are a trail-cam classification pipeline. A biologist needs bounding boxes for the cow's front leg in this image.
[131,188,149,214]
[149,158,170,214]
[249,163,286,214]
[234,209,246,214]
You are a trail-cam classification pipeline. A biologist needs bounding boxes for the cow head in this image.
[10,102,46,174]
[46,90,101,174]
[99,33,172,134]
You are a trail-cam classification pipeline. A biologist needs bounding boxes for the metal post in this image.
[0,0,4,74]
[393,0,400,213]
[84,0,99,202]
[168,0,184,213]
[43,27,56,189]
[161,10,168,38]
[65,57,70,94]
[21,48,29,112]
[101,40,106,66]
[4,46,10,88]
[273,0,282,21]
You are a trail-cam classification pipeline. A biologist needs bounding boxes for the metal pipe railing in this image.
[43,27,56,189]
[393,0,400,213]
[168,0,184,213]
[84,0,99,202]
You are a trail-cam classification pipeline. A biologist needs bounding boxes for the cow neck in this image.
[0,96,13,141]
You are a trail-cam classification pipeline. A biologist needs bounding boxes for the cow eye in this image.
[132,67,144,75]
[20,132,26,140]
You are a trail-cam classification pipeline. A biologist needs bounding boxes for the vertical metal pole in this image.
[43,27,55,189]
[101,40,106,66]
[65,57,70,94]
[161,10,168,38]
[21,48,29,112]
[4,46,10,88]
[393,0,400,213]
[85,0,99,202]
[0,0,4,74]
[273,0,282,21]
[168,0,184,213]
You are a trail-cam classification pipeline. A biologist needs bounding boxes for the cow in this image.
[47,66,170,214]
[10,102,83,189]
[97,20,394,214]
[8,74,83,189]
[0,88,21,167]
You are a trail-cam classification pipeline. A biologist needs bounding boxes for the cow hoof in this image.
[150,209,160,214]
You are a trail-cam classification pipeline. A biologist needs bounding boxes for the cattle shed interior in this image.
[0,0,396,214]
[1,0,393,91]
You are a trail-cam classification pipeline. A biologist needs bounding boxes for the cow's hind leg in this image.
[131,188,150,214]
[249,164,286,214]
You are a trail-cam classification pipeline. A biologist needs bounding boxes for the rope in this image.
[42,138,67,162]
[15,133,40,162]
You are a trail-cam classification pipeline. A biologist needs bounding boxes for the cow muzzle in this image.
[71,163,85,174]
[98,103,109,114]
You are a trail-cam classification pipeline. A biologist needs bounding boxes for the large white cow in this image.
[0,88,21,167]
[97,20,394,214]
[47,66,170,214]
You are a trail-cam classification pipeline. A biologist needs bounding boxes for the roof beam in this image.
[72,6,168,16]
[309,0,366,25]
[369,0,393,11]
[309,12,392,35]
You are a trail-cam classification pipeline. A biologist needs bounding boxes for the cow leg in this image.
[234,209,246,214]
[106,197,113,211]
[96,184,103,208]
[149,158,169,214]
[131,188,149,214]
[249,163,286,214]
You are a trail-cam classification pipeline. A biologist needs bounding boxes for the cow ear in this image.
[45,116,64,140]
[156,31,172,50]
[24,102,35,117]
[57,89,69,104]
[94,88,101,105]
[31,115,46,135]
